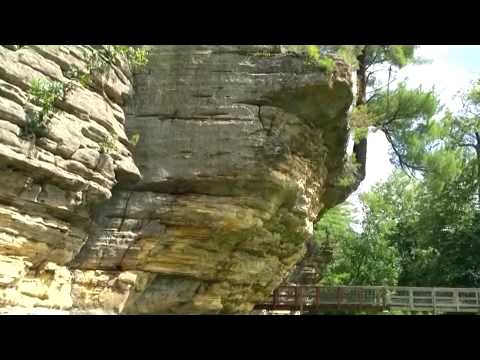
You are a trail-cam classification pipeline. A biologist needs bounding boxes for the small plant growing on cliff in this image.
[65,65,93,87]
[237,47,277,57]
[305,45,336,73]
[284,45,336,73]
[251,48,277,57]
[65,46,150,90]
[23,79,65,138]
[129,133,141,147]
[111,46,151,69]
[337,155,361,187]
[92,46,150,74]
[99,135,118,155]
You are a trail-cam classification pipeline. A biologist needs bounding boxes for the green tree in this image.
[314,203,357,248]
[315,46,432,199]
[442,80,480,198]
[317,202,401,286]
[357,167,480,287]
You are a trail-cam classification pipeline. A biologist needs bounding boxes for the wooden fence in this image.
[256,285,480,313]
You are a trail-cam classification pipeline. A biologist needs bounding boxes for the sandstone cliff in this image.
[0,45,353,314]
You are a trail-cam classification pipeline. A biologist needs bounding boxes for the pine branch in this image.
[382,128,426,177]
[365,76,399,103]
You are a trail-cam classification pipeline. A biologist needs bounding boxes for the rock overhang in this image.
[0,45,355,314]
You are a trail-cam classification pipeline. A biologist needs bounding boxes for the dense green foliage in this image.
[319,75,480,288]
[283,45,337,73]
[355,169,480,287]
[367,83,443,175]
[317,202,401,286]
[304,45,336,72]
[99,135,118,155]
[317,45,429,194]
[23,79,66,138]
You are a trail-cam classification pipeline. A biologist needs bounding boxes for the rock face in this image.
[284,240,334,285]
[0,45,353,314]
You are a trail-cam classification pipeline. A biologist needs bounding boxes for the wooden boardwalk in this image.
[255,285,480,314]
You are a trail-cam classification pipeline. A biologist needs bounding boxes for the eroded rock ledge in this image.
[0,45,353,314]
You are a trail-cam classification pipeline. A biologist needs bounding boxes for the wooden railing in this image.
[256,285,480,313]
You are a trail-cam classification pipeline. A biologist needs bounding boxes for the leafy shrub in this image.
[65,65,93,87]
[111,46,150,69]
[129,133,141,147]
[305,45,336,72]
[237,47,279,57]
[23,79,65,138]
[21,45,150,155]
[96,45,150,73]
[285,45,337,73]
[306,45,321,63]
[66,46,151,90]
[337,154,361,187]
[99,135,118,155]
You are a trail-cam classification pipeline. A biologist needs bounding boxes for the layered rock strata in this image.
[0,45,353,314]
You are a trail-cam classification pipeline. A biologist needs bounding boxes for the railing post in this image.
[409,288,414,311]
[294,286,299,309]
[299,287,304,313]
[316,287,320,309]
[384,287,390,310]
[273,289,278,308]
[432,288,437,315]
[477,290,480,314]
[455,290,460,312]
[336,287,341,309]
[375,288,381,307]
[380,287,387,310]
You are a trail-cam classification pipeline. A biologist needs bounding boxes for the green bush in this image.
[99,135,118,155]
[306,45,336,72]
[22,46,150,149]
[129,133,141,147]
[65,65,93,87]
[23,79,65,138]
[66,46,151,90]
[337,154,361,187]
[99,45,150,72]
[112,46,150,69]
[285,45,337,73]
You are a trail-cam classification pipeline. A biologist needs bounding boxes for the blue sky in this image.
[347,45,480,225]
[448,46,480,74]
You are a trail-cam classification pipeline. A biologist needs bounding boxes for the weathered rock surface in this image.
[0,45,353,314]
[0,45,143,313]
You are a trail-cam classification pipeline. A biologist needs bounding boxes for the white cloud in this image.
[416,45,450,60]
[400,59,471,113]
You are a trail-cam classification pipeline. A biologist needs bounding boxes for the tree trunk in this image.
[351,47,368,187]
[316,47,370,215]
[475,132,480,204]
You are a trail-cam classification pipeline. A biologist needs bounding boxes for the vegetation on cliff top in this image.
[22,46,150,142]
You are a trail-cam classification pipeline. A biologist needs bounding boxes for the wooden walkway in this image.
[255,285,480,314]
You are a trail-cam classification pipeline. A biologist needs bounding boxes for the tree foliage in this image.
[357,169,480,287]
[319,166,480,288]
[319,45,427,198]
[316,203,400,286]
[23,79,66,138]
[306,50,480,289]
